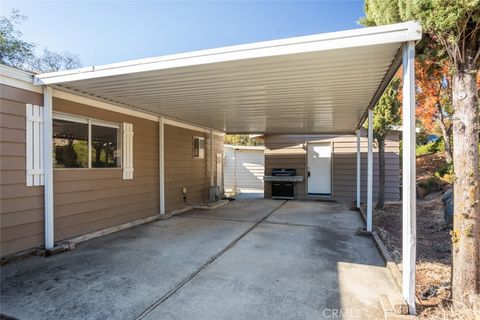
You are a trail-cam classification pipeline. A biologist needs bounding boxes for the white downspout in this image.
[356,130,361,208]
[159,116,165,215]
[43,86,54,249]
[402,41,417,315]
[367,109,373,232]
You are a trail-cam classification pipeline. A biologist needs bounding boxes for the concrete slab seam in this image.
[134,200,287,320]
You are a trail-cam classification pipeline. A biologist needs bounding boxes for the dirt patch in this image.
[416,153,448,182]
[371,152,479,319]
[372,191,458,318]
[374,192,451,264]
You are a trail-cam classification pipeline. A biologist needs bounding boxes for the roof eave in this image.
[33,21,422,86]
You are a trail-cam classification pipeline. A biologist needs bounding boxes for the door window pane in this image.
[91,124,120,168]
[53,119,88,168]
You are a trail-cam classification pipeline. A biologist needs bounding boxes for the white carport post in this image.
[356,130,361,208]
[43,86,54,249]
[210,129,214,187]
[402,41,417,315]
[158,116,165,215]
[366,109,373,232]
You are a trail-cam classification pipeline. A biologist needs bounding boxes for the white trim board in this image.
[0,64,37,83]
[164,118,223,136]
[0,71,43,93]
[34,21,421,85]
[224,144,265,151]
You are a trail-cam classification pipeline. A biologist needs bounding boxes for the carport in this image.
[34,21,421,314]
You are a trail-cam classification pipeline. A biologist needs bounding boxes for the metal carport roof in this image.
[34,21,421,134]
[30,21,422,314]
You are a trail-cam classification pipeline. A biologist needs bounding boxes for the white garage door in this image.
[224,146,265,193]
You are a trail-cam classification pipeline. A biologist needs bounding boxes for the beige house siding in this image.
[164,125,224,212]
[1,83,225,257]
[1,84,45,256]
[264,130,400,203]
[52,98,160,241]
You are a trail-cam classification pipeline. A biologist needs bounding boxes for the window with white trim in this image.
[193,136,205,159]
[52,113,121,168]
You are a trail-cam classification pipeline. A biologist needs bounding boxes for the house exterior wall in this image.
[264,130,400,203]
[52,98,160,241]
[164,124,224,212]
[1,85,45,255]
[0,85,161,256]
[1,83,224,257]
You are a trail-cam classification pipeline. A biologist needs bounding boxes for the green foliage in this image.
[360,0,480,69]
[416,141,436,155]
[372,77,401,140]
[359,0,403,26]
[435,162,454,183]
[0,9,34,69]
[224,135,263,146]
[416,138,444,155]
[435,162,453,175]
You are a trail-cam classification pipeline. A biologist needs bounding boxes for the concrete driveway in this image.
[1,200,400,320]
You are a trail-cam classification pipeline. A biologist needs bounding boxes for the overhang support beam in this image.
[43,86,54,249]
[402,40,417,315]
[367,109,373,232]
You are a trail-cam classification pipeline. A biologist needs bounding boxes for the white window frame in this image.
[193,136,205,159]
[53,112,122,169]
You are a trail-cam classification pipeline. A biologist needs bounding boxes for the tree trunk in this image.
[376,135,385,209]
[437,112,453,164]
[451,68,480,308]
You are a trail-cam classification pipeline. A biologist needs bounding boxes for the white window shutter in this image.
[26,104,45,186]
[122,122,134,180]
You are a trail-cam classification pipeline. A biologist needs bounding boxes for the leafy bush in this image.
[435,163,454,184]
[416,138,445,156]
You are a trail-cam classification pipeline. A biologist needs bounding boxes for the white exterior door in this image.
[307,143,332,195]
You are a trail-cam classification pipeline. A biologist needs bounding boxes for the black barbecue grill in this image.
[264,168,304,200]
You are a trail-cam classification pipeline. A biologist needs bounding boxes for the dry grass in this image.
[372,189,480,319]
[418,300,480,320]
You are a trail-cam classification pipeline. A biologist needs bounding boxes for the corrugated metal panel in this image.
[34,22,422,135]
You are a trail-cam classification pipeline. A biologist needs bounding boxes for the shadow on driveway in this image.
[1,200,399,320]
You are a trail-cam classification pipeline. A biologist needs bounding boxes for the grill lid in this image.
[272,168,296,176]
